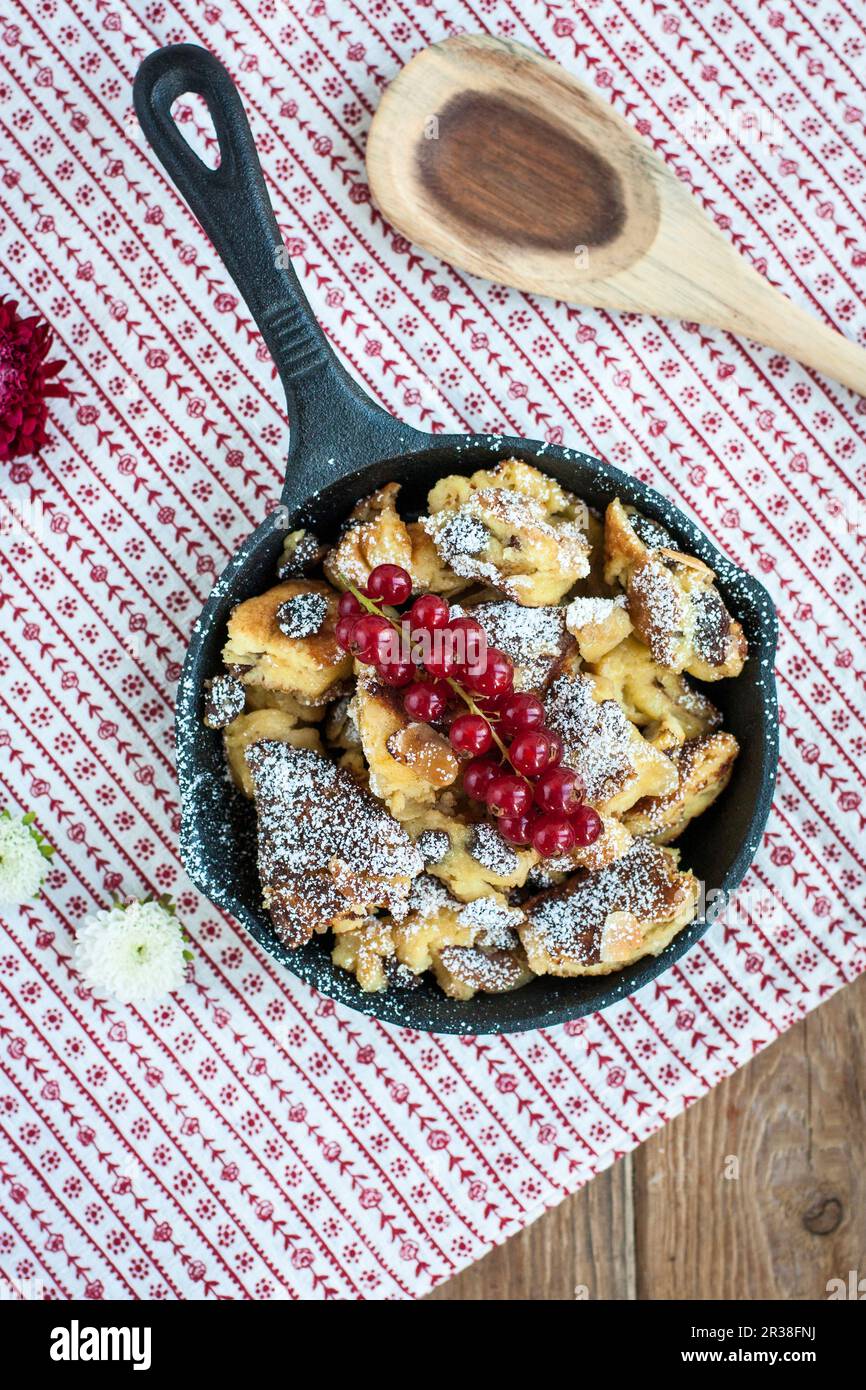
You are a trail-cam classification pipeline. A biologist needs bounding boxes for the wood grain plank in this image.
[428,975,866,1300]
[634,972,866,1299]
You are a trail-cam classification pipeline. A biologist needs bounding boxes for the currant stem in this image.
[342,577,403,632]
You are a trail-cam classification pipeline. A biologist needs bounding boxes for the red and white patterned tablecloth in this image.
[1,0,864,1301]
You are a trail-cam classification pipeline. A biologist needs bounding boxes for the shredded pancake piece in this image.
[244,741,422,947]
[544,671,638,805]
[468,599,573,691]
[522,839,698,976]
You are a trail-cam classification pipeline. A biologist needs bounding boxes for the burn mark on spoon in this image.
[416,92,626,253]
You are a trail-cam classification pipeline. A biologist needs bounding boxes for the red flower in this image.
[0,297,68,461]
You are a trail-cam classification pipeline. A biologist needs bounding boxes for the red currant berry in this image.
[498,812,536,847]
[467,647,514,698]
[449,713,493,757]
[408,594,450,632]
[424,646,458,680]
[534,766,584,814]
[532,814,576,858]
[476,691,505,714]
[366,563,412,606]
[338,591,363,619]
[349,614,391,662]
[546,732,564,766]
[335,616,358,651]
[571,804,603,846]
[377,658,414,688]
[499,692,545,736]
[447,615,487,674]
[486,774,533,818]
[509,730,555,777]
[403,681,448,723]
[463,758,500,800]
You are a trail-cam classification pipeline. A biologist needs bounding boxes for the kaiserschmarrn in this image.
[203,461,746,1001]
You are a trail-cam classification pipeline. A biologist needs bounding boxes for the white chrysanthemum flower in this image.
[0,811,52,905]
[74,898,189,1005]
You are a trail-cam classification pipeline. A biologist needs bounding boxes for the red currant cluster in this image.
[336,563,603,858]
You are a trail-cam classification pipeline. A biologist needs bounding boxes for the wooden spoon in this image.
[366,34,866,395]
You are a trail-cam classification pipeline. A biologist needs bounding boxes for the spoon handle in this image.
[598,201,866,397]
[715,270,866,397]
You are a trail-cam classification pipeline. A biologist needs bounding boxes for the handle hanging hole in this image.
[169,91,221,170]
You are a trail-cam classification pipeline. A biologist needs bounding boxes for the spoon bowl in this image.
[367,34,866,396]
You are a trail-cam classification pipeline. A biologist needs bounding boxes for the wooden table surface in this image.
[428,972,866,1300]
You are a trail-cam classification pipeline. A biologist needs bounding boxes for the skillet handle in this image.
[134,44,413,489]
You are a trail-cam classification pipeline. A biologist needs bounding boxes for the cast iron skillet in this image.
[134,44,779,1035]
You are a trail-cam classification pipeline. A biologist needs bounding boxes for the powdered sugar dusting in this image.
[629,513,672,549]
[544,672,636,804]
[277,531,324,579]
[245,741,422,945]
[438,945,527,993]
[471,600,570,690]
[457,896,523,949]
[692,589,731,666]
[467,822,519,877]
[525,839,695,966]
[628,558,684,667]
[566,594,626,629]
[423,483,589,597]
[275,591,328,639]
[202,673,246,729]
[433,512,491,559]
[417,829,451,864]
[423,507,500,585]
[407,872,454,919]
